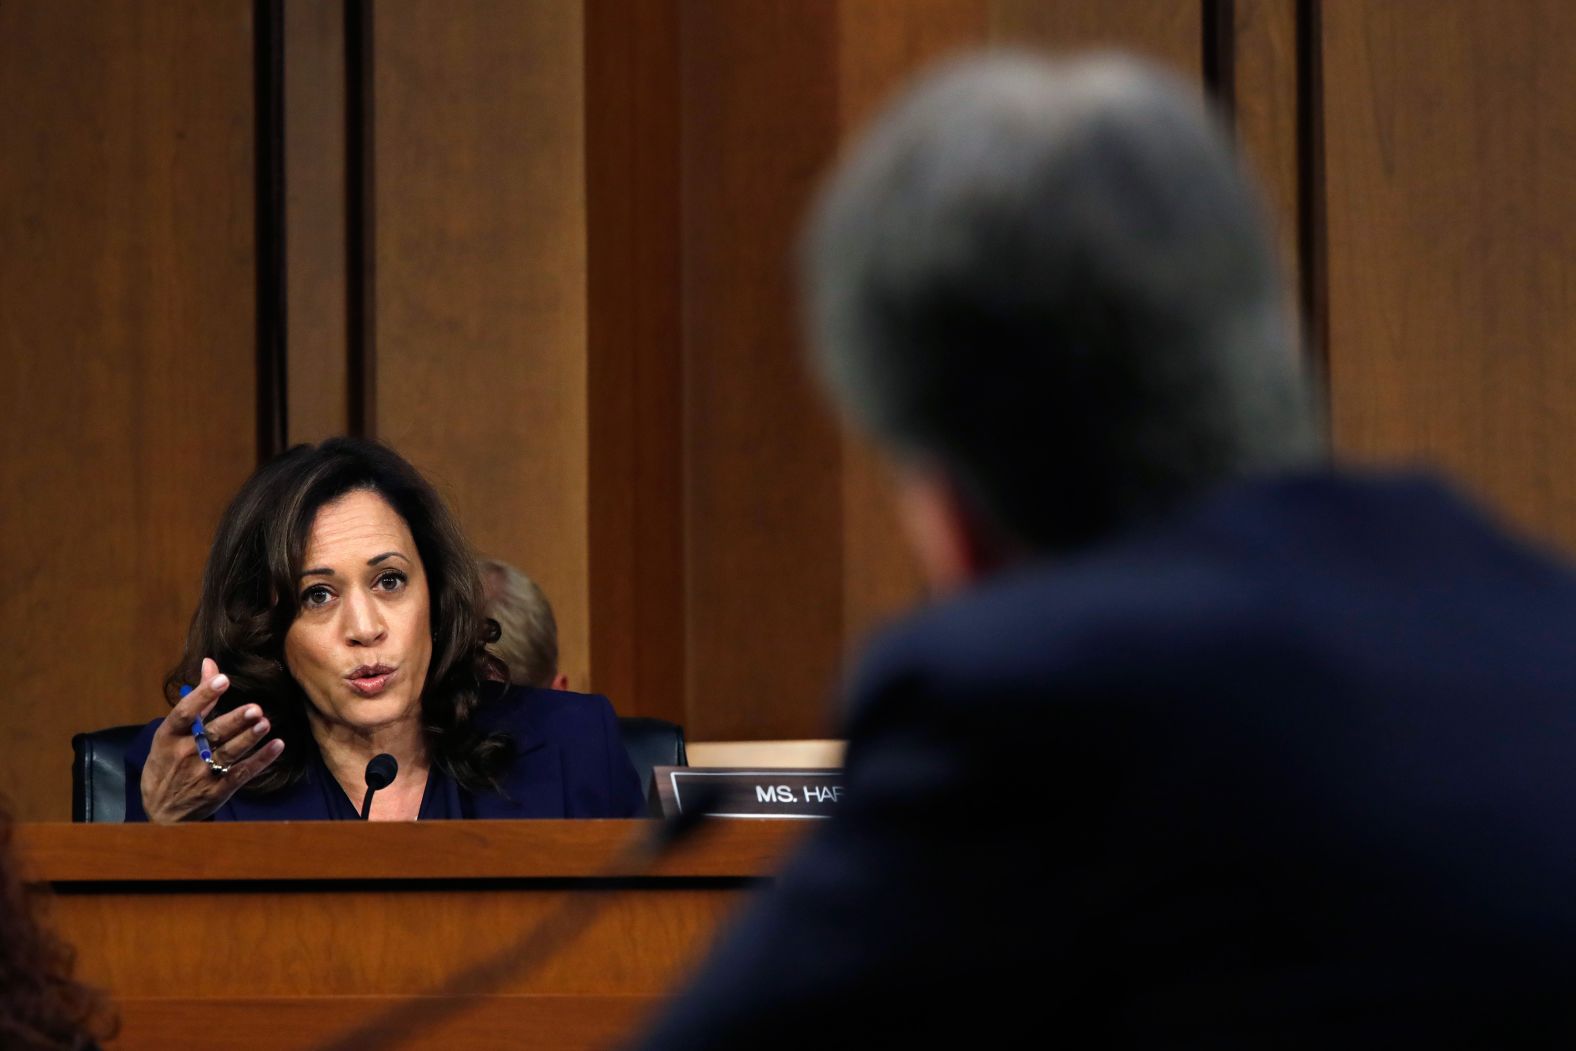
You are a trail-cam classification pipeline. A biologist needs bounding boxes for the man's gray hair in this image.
[804,52,1319,551]
[479,558,560,689]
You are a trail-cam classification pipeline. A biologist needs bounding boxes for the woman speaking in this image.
[125,438,645,822]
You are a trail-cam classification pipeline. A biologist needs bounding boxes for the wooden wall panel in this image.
[680,1,847,739]
[831,0,1216,659]
[989,0,1204,77]
[0,1,257,819]
[585,0,686,722]
[371,2,593,688]
[840,0,1213,657]
[835,1,985,654]
[836,0,987,130]
[61,886,737,996]
[668,0,1221,738]
[7,0,1563,785]
[1322,1,1576,551]
[284,0,351,445]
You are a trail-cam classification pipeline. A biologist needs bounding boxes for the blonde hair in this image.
[478,558,560,688]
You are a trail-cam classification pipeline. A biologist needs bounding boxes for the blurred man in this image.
[634,53,1576,1047]
[479,558,570,691]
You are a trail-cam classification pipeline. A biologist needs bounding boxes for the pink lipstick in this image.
[346,663,397,697]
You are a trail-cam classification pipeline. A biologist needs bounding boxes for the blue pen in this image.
[182,685,219,767]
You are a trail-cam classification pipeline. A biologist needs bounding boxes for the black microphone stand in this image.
[360,754,399,820]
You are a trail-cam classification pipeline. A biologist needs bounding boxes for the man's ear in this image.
[550,671,570,692]
[895,465,1008,595]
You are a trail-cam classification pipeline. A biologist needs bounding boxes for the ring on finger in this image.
[209,723,267,773]
[191,716,231,776]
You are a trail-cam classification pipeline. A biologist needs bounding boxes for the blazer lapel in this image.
[491,738,565,818]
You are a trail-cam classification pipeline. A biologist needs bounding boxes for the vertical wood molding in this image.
[1203,0,1237,115]
[1229,0,1305,358]
[679,0,846,739]
[1295,0,1327,384]
[346,0,376,437]
[255,0,288,459]
[283,0,350,445]
[585,0,686,720]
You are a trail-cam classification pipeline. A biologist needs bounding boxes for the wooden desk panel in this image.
[52,885,740,997]
[21,818,793,881]
[17,820,805,1050]
[112,995,651,1051]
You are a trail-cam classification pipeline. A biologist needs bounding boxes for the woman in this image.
[127,438,645,821]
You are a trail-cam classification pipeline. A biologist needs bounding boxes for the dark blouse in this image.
[123,684,647,821]
[312,750,462,820]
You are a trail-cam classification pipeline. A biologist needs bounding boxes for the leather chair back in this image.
[616,716,688,801]
[72,715,686,822]
[72,724,144,823]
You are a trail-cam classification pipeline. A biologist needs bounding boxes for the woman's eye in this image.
[374,571,407,593]
[300,585,333,608]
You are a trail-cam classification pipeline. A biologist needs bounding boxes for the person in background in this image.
[478,558,571,691]
[633,52,1576,1047]
[126,438,644,822]
[0,803,115,1050]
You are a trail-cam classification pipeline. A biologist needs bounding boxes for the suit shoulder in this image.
[475,683,617,738]
[854,541,1274,718]
[849,469,1576,744]
[862,469,1569,686]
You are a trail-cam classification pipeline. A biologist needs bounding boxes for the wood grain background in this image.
[0,1,258,820]
[3,0,1573,818]
[1322,0,1576,550]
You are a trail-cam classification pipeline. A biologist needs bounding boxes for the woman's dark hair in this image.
[0,802,116,1049]
[164,437,512,794]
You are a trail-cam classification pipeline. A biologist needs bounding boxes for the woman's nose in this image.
[343,590,388,646]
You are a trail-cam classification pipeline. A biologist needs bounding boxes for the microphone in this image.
[360,754,398,819]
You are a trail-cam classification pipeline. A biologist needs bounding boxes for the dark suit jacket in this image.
[636,471,1576,1047]
[123,684,646,820]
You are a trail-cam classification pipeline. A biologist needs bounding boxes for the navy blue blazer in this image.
[124,684,646,821]
[636,471,1576,1048]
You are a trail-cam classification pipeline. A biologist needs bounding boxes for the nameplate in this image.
[650,767,845,819]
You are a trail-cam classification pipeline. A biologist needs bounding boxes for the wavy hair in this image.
[0,803,116,1049]
[164,438,512,794]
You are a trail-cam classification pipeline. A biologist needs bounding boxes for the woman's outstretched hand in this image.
[139,657,286,823]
